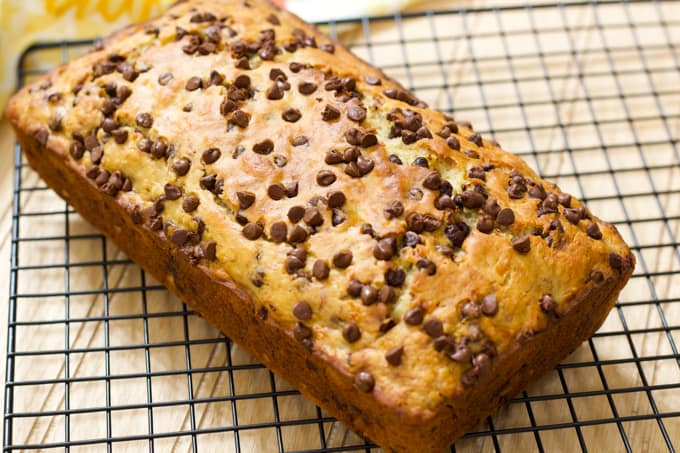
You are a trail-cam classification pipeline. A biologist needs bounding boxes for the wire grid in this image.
[4,1,680,451]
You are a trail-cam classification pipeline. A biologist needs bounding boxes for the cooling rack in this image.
[4,0,679,451]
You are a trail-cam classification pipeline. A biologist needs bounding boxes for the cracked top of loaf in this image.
[7,0,633,421]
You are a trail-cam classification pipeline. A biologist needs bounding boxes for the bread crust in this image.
[6,1,634,451]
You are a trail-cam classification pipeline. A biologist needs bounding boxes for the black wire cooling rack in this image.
[4,1,680,452]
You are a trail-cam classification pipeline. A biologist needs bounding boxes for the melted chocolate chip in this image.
[230,110,251,128]
[321,105,341,121]
[253,139,274,155]
[384,200,404,219]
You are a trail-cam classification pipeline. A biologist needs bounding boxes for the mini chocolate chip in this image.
[136,112,153,128]
[298,81,317,95]
[360,285,378,305]
[477,216,494,234]
[183,103,193,112]
[158,72,173,85]
[282,108,302,123]
[384,201,404,219]
[423,171,441,190]
[540,294,557,313]
[512,236,531,254]
[325,149,344,165]
[374,237,397,261]
[417,258,436,275]
[332,250,353,268]
[303,207,324,227]
[293,301,313,321]
[446,136,460,150]
[164,184,182,200]
[288,206,305,223]
[385,268,406,287]
[230,110,251,128]
[316,170,336,186]
[242,222,263,240]
[587,223,603,240]
[380,318,397,333]
[253,139,274,155]
[365,76,382,86]
[185,76,202,91]
[481,295,498,316]
[202,148,221,164]
[496,208,515,226]
[423,318,443,338]
[321,105,341,121]
[95,168,110,186]
[269,68,287,82]
[288,225,309,243]
[182,196,200,213]
[348,104,366,122]
[111,129,128,144]
[69,141,85,159]
[449,344,472,363]
[173,158,191,176]
[404,307,424,326]
[565,208,582,225]
[267,183,286,200]
[461,190,485,209]
[355,371,374,392]
[385,346,403,366]
[609,253,623,270]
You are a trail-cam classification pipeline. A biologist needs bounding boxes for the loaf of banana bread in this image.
[6,1,634,451]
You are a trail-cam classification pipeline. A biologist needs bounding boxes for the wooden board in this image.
[1,1,679,451]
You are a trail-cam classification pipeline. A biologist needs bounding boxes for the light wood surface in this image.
[1,1,679,452]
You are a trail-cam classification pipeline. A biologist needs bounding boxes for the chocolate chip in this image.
[344,162,361,178]
[292,301,313,321]
[385,268,406,287]
[308,259,329,280]
[282,207,303,225]
[292,136,308,146]
[320,43,335,53]
[230,110,251,128]
[374,237,396,261]
[356,156,374,175]
[172,158,191,176]
[461,190,485,209]
[182,196,199,213]
[298,81,317,95]
[558,193,572,208]
[111,129,128,144]
[445,221,470,247]
[95,168,110,186]
[423,171,441,190]
[264,221,286,243]
[321,105,341,121]
[288,225,309,243]
[468,133,483,147]
[348,104,366,122]
[101,118,118,134]
[280,108,302,123]
[590,270,605,283]
[423,215,442,232]
[417,259,436,275]
[365,76,382,86]
[101,99,117,116]
[171,228,189,246]
[289,62,304,72]
[360,285,378,305]
[266,83,284,100]
[529,184,547,200]
[267,183,286,200]
[85,135,100,150]
[469,167,486,181]
[347,279,363,297]
[185,76,202,91]
[404,307,424,325]
[423,318,443,338]
[303,207,324,227]
[587,223,603,240]
[481,295,498,316]
[158,72,173,85]
[477,216,494,234]
[89,147,104,164]
[540,294,557,313]
[384,201,404,219]
[355,371,374,392]
[201,242,217,261]
[202,148,221,164]
[565,208,583,225]
[164,184,181,200]
[183,103,193,112]
[412,157,429,168]
[609,253,623,270]
[332,250,353,268]
[266,12,280,25]
[496,208,515,226]
[150,140,168,160]
[69,141,85,159]
[253,139,274,155]
[242,222,263,240]
[446,136,460,150]
[325,191,346,209]
[385,346,403,366]
[316,170,336,186]
[512,236,531,254]
[293,322,313,343]
[378,286,395,304]
[136,112,153,128]
[449,344,472,363]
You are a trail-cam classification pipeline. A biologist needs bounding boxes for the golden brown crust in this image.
[5,1,634,451]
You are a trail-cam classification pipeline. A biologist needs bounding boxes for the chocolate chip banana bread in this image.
[5,1,635,451]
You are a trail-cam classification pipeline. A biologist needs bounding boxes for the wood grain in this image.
[1,1,678,451]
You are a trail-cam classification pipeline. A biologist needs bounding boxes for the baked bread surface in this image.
[6,1,634,451]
